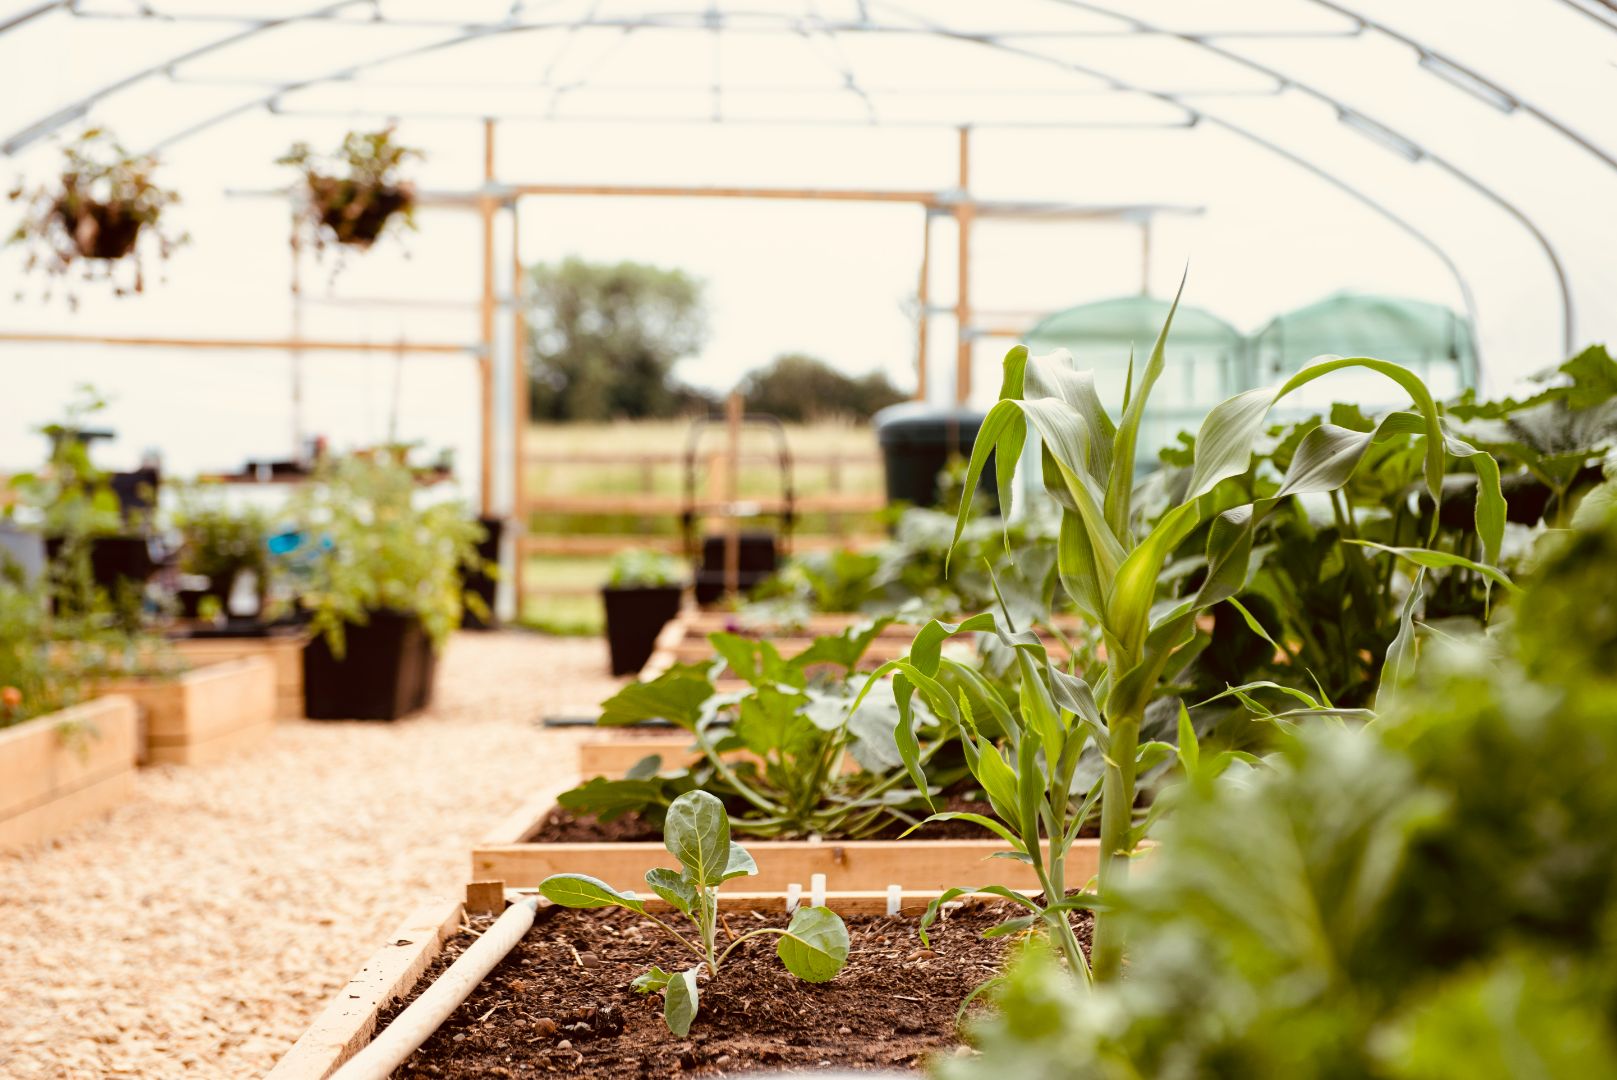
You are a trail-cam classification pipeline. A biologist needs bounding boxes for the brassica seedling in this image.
[539,790,850,1036]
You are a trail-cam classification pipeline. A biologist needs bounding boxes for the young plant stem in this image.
[1091,708,1141,982]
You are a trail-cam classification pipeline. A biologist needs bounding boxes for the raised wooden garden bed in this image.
[643,607,1080,684]
[99,657,277,766]
[170,628,308,720]
[0,695,139,853]
[270,881,1034,1079]
[471,790,1089,895]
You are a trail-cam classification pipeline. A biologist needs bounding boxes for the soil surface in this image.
[384,898,1089,1078]
[528,788,1005,843]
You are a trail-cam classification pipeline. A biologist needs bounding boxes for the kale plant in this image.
[540,790,850,1036]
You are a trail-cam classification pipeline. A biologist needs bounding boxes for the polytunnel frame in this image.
[2,0,1602,361]
[1,0,1610,610]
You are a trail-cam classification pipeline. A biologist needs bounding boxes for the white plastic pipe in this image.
[331,896,539,1080]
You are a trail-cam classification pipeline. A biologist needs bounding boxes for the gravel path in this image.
[0,632,624,1079]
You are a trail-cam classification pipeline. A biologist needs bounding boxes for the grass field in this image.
[518,418,885,634]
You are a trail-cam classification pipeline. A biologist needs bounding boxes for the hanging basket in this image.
[307,175,416,249]
[55,196,145,261]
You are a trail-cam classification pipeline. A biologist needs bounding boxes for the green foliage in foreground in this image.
[949,282,1505,979]
[939,501,1617,1079]
[540,790,849,1036]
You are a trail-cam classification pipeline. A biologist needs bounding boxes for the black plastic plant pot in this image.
[601,585,684,676]
[44,534,160,593]
[872,402,998,511]
[303,609,439,721]
[693,531,777,606]
[459,516,504,631]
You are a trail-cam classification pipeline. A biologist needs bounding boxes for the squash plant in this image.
[920,282,1506,981]
[561,618,962,839]
[540,790,850,1036]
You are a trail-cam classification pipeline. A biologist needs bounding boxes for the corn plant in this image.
[917,282,1507,981]
[539,790,850,1036]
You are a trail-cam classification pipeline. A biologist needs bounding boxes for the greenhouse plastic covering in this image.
[1,0,1614,416]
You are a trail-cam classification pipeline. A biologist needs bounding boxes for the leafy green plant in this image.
[290,449,486,655]
[607,549,687,589]
[0,564,73,728]
[937,501,1617,1078]
[170,484,274,606]
[280,127,419,252]
[7,129,185,304]
[539,790,850,1036]
[941,282,1505,980]
[562,618,952,839]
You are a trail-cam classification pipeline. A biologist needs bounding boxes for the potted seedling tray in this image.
[470,789,1088,895]
[169,625,310,721]
[269,881,1036,1080]
[0,695,139,852]
[97,657,276,766]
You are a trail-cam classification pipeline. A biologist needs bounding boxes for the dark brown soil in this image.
[527,789,1004,844]
[384,898,1087,1078]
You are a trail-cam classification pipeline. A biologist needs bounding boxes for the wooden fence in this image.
[516,448,887,600]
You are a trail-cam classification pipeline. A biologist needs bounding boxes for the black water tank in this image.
[873,403,996,509]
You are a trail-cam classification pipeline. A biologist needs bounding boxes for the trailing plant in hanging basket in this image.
[7,129,184,304]
[280,127,421,252]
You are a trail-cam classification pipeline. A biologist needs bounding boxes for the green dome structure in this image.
[1026,295,1247,467]
[1253,292,1478,400]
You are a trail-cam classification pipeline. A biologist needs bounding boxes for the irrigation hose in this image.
[330,895,540,1080]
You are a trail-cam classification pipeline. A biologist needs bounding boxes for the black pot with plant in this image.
[602,550,687,676]
[170,484,273,622]
[290,448,484,720]
[280,128,420,253]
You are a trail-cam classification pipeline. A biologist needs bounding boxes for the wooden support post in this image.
[465,880,506,916]
[828,453,844,539]
[954,126,973,407]
[478,117,498,519]
[723,391,743,599]
[510,198,527,617]
[916,210,931,403]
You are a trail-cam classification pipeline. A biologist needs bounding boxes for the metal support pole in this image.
[289,210,305,462]
[954,126,973,407]
[510,198,527,618]
[1139,218,1152,295]
[916,210,931,403]
[478,117,498,518]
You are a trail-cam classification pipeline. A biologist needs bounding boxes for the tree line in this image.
[524,256,907,423]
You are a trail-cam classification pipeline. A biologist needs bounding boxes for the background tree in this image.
[738,353,907,422]
[525,257,709,421]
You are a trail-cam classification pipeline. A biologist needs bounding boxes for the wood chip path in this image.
[0,632,623,1079]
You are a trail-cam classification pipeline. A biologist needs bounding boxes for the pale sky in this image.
[1,0,1612,485]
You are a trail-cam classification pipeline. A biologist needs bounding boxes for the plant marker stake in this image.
[785,882,802,913]
[328,896,539,1080]
[811,873,827,908]
[886,884,902,916]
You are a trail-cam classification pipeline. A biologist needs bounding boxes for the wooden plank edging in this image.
[266,898,465,1080]
[471,792,1093,894]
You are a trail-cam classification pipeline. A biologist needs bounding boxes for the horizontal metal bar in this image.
[0,331,476,354]
[510,181,938,204]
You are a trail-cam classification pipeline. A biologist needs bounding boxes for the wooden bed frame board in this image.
[472,790,1094,895]
[99,656,277,767]
[266,898,466,1080]
[0,695,139,852]
[170,632,308,720]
